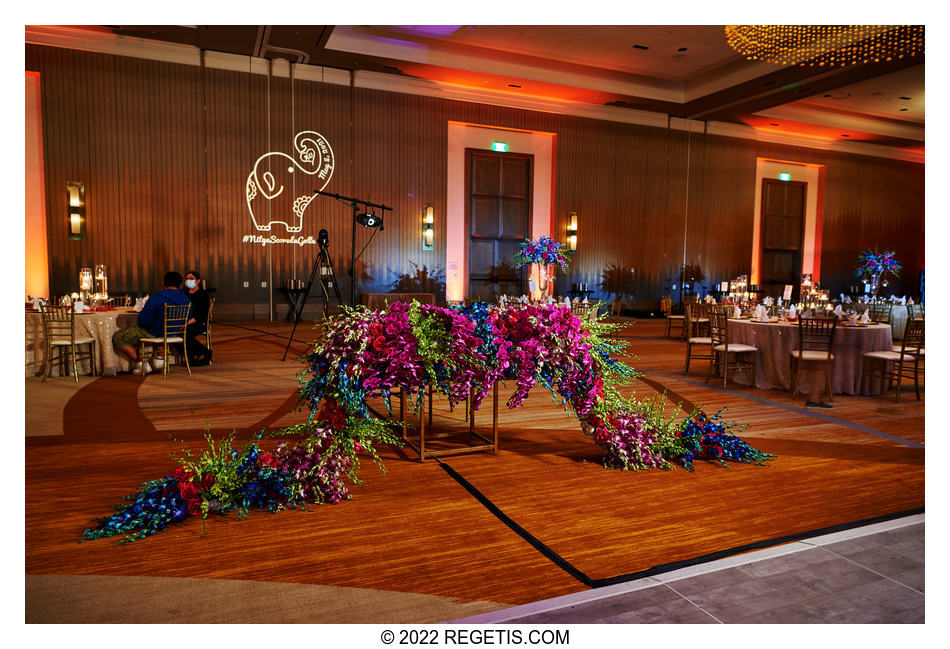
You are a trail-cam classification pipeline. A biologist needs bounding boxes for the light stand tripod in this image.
[281,229,342,361]
[311,189,392,307]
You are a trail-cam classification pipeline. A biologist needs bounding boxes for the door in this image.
[759,179,806,301]
[466,149,532,300]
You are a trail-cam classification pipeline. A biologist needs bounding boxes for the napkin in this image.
[860,309,870,324]
[833,305,844,318]
[562,296,571,307]
[545,295,555,305]
[582,296,588,304]
[788,304,797,320]
[756,305,769,322]
[31,297,45,310]
[843,296,852,304]
[733,305,741,318]
[908,297,914,305]
[73,301,86,313]
[848,313,858,326]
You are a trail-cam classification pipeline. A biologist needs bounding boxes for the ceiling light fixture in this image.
[724,25,924,67]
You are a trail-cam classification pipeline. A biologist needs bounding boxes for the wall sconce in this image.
[66,181,86,240]
[422,203,435,250]
[566,212,577,251]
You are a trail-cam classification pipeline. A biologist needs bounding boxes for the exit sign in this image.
[492,141,509,152]
[779,172,791,181]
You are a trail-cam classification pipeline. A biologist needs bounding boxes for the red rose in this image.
[260,452,279,469]
[201,473,216,490]
[178,480,199,499]
[174,467,195,483]
[186,498,203,517]
[372,335,387,352]
[330,411,346,430]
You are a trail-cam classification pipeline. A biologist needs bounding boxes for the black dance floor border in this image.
[438,457,923,589]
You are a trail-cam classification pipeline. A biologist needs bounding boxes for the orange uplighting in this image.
[26,71,49,301]
[741,115,883,143]
[398,62,631,105]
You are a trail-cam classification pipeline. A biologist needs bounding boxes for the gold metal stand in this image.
[400,384,498,462]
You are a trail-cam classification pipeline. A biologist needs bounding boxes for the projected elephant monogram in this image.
[245,131,335,233]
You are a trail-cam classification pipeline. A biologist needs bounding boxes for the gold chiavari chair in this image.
[683,301,713,375]
[790,317,837,403]
[39,305,97,382]
[707,307,757,388]
[138,303,192,378]
[662,295,685,339]
[868,302,892,325]
[863,318,924,401]
[204,297,215,366]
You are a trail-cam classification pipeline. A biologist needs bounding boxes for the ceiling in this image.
[54,25,927,153]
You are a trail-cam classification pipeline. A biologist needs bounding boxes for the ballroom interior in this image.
[24,24,925,626]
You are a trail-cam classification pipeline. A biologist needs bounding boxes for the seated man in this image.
[182,269,212,366]
[113,271,191,374]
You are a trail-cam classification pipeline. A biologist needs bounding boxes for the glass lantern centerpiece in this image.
[94,264,108,304]
[79,267,94,304]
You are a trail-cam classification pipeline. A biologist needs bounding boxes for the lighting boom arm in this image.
[312,189,393,306]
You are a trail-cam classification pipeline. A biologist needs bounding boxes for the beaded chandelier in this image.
[724,25,924,67]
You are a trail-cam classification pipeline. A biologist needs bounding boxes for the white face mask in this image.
[185,279,197,289]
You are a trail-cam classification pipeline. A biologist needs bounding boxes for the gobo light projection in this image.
[245,131,335,237]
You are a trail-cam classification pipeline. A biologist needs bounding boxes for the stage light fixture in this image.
[357,212,383,228]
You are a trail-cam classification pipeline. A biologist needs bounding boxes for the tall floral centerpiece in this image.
[513,236,570,300]
[856,249,901,299]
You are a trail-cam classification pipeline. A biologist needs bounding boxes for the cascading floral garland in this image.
[513,235,571,271]
[81,302,772,544]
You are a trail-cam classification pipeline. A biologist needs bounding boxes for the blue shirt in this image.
[137,289,191,336]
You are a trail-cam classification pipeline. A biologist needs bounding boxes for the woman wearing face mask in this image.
[183,270,213,366]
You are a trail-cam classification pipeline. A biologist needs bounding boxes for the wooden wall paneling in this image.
[820,152,924,297]
[26,44,924,311]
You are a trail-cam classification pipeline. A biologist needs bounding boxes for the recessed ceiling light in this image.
[899,108,908,111]
[899,96,912,100]
[632,44,649,50]
[508,84,522,88]
[677,47,688,52]
[841,134,850,137]
[823,94,832,98]
[770,123,780,126]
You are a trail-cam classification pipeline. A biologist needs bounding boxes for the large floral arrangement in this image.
[513,235,571,271]
[856,249,901,279]
[82,302,771,543]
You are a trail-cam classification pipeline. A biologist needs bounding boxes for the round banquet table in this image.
[726,318,893,395]
[25,307,139,378]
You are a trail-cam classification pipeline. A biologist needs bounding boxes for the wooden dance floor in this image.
[24,318,924,623]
